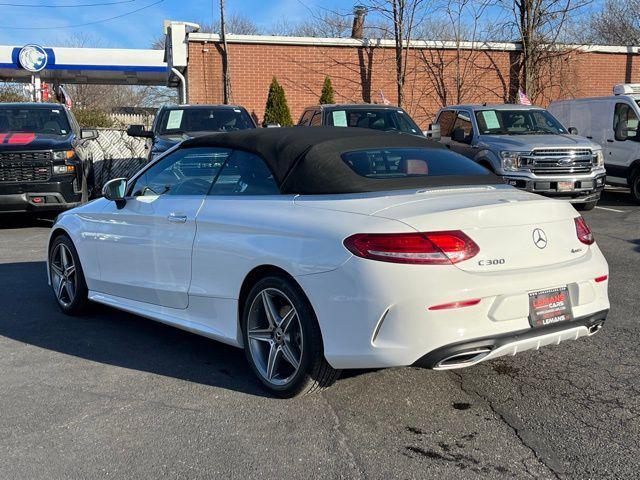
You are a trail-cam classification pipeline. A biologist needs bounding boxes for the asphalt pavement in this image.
[0,187,638,479]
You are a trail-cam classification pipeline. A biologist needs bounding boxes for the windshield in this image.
[0,107,71,136]
[475,109,567,135]
[326,108,422,135]
[342,148,490,178]
[159,107,255,134]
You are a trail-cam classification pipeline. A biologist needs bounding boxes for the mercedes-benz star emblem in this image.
[532,228,548,249]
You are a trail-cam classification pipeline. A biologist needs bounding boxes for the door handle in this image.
[606,139,614,143]
[167,213,187,223]
[586,136,593,139]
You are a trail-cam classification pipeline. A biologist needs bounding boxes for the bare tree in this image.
[498,0,591,101]
[587,0,640,45]
[417,0,496,109]
[362,0,430,107]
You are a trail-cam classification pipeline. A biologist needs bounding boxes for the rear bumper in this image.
[413,309,608,369]
[297,246,610,370]
[0,180,81,213]
[502,171,606,203]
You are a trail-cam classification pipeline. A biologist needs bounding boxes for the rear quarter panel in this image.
[189,196,413,299]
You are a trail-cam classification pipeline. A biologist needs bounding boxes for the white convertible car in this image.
[47,127,610,397]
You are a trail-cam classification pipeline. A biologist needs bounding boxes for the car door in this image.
[93,146,230,309]
[605,100,640,181]
[189,149,282,339]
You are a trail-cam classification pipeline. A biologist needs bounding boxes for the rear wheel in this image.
[48,234,90,315]
[242,274,340,397]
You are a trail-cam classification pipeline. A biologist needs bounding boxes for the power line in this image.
[0,0,163,29]
[0,0,136,7]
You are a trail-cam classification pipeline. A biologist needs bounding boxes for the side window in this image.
[452,112,473,141]
[298,110,313,126]
[129,147,230,197]
[613,103,639,141]
[437,110,456,137]
[209,150,279,195]
[310,111,322,126]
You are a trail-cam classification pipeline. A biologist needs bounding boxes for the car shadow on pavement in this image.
[0,260,273,398]
[598,187,637,208]
[0,213,55,229]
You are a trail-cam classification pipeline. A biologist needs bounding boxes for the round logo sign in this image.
[532,228,548,249]
[18,44,48,72]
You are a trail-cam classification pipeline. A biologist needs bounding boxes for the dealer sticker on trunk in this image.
[528,286,573,328]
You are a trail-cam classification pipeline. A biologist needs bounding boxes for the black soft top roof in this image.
[184,127,500,194]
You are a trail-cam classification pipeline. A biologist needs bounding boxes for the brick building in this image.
[165,23,640,129]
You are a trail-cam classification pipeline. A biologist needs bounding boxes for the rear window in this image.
[341,148,489,178]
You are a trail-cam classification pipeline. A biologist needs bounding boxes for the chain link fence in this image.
[88,129,151,191]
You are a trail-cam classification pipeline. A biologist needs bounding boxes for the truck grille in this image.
[522,148,594,175]
[0,151,52,183]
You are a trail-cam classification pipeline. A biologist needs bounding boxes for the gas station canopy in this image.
[0,44,167,85]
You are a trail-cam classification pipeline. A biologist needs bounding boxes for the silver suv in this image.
[432,104,606,210]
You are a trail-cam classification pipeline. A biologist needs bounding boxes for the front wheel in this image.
[242,275,340,397]
[575,200,597,211]
[631,171,640,204]
[48,234,90,315]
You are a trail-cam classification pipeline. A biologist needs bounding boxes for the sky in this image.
[0,0,346,49]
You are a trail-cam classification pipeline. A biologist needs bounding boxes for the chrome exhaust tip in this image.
[588,322,604,335]
[434,347,492,370]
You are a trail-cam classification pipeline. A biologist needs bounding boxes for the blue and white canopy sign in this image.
[18,44,48,72]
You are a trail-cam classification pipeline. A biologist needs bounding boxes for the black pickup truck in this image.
[0,103,97,214]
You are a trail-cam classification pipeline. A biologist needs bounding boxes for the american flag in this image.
[518,88,532,105]
[379,90,391,105]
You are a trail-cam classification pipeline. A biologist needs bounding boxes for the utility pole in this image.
[220,0,230,104]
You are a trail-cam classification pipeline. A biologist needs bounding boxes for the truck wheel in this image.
[631,171,640,204]
[575,200,597,211]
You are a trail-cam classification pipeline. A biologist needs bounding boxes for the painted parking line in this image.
[595,206,626,213]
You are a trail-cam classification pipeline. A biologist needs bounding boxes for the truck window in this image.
[452,112,473,137]
[298,110,314,126]
[613,103,639,141]
[310,111,322,126]
[438,110,456,137]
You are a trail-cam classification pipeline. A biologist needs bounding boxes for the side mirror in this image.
[80,129,98,140]
[568,127,579,135]
[102,178,127,206]
[427,123,441,142]
[127,124,154,138]
[451,127,470,144]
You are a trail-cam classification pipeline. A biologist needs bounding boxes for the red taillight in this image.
[575,216,594,245]
[343,230,480,265]
[428,298,481,310]
[595,275,608,283]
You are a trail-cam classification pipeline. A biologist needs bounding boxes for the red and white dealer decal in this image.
[528,286,573,327]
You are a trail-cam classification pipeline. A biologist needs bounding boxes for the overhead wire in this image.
[0,0,136,7]
[0,0,164,29]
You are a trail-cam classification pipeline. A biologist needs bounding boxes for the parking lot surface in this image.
[0,188,638,479]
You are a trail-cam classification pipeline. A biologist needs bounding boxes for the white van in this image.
[549,84,640,203]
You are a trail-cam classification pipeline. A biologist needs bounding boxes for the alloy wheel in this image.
[50,243,77,308]
[246,288,303,386]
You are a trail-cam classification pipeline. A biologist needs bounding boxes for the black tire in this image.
[631,171,640,204]
[241,274,340,397]
[575,200,597,211]
[48,234,90,315]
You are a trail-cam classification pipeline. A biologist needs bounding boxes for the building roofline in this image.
[187,32,640,54]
